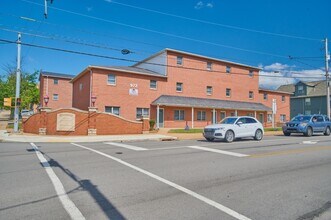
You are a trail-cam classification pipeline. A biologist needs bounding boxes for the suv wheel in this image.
[324,127,331,136]
[225,130,234,143]
[283,132,291,136]
[206,138,214,142]
[305,127,313,137]
[254,129,263,141]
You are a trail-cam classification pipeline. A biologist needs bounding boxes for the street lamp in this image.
[44,95,49,107]
[91,95,97,107]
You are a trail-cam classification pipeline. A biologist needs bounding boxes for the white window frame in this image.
[207,62,212,71]
[280,114,286,122]
[249,91,254,99]
[79,83,83,91]
[150,80,157,90]
[53,94,58,101]
[282,95,285,102]
[197,111,206,121]
[226,88,231,97]
[263,93,268,100]
[177,56,183,65]
[105,106,120,115]
[206,86,213,95]
[53,79,58,85]
[136,108,149,119]
[174,110,185,121]
[107,74,116,85]
[176,82,183,92]
[226,66,231,74]
[267,114,272,123]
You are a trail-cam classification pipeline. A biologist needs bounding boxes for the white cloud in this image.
[259,62,325,90]
[194,1,213,9]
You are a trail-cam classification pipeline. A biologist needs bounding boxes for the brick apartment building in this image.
[39,71,75,109]
[66,48,290,128]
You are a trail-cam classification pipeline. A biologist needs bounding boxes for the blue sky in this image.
[0,0,330,89]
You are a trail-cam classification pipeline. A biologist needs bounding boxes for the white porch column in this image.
[191,107,194,128]
[254,111,257,118]
[235,110,238,116]
[156,105,160,129]
[213,108,216,124]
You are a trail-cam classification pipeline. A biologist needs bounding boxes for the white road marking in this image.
[148,146,188,151]
[187,146,249,157]
[104,142,148,151]
[71,143,251,220]
[30,143,85,220]
[302,140,319,144]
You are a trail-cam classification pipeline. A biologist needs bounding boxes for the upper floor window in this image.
[263,93,268,100]
[226,66,231,74]
[297,85,304,95]
[207,62,212,71]
[206,86,213,95]
[53,94,58,101]
[53,79,58,85]
[249,70,254,77]
[176,82,183,92]
[282,95,285,102]
[107,74,116,85]
[226,88,231,97]
[105,106,120,115]
[136,108,149,118]
[150,80,157,89]
[249,91,254,99]
[177,56,183,65]
[79,83,83,91]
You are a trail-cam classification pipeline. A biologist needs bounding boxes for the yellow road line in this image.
[249,146,331,158]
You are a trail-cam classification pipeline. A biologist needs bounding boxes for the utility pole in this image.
[14,33,21,133]
[325,38,330,119]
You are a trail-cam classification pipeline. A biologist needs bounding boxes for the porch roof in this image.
[152,95,272,112]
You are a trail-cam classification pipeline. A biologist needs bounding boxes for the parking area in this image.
[1,135,331,220]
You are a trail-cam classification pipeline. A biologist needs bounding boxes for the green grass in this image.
[264,127,282,132]
[168,128,203,133]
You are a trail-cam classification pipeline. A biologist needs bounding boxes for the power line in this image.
[108,0,321,42]
[20,0,290,59]
[289,56,323,70]
[0,38,325,79]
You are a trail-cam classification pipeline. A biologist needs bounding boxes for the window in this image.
[282,95,285,102]
[249,70,254,77]
[79,83,83,91]
[305,98,311,106]
[325,116,330,121]
[305,110,311,115]
[297,85,304,95]
[230,112,235,116]
[246,117,257,123]
[249,91,254,99]
[176,82,183,92]
[197,111,206,121]
[226,88,231,97]
[207,62,212,71]
[316,116,324,122]
[174,110,185,120]
[220,112,226,120]
[107,74,116,85]
[53,94,58,101]
[226,66,231,74]
[267,114,272,123]
[247,113,254,117]
[54,79,58,85]
[206,86,213,95]
[280,114,286,122]
[263,93,268,100]
[136,108,149,118]
[105,106,120,115]
[177,56,183,65]
[150,80,157,89]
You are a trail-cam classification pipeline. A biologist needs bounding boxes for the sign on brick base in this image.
[88,128,97,136]
[39,128,47,135]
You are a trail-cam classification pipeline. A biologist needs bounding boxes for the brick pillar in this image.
[142,117,150,134]
[39,107,51,135]
[88,107,98,135]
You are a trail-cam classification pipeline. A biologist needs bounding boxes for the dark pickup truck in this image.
[282,114,331,137]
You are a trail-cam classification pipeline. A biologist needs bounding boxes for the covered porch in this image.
[151,95,272,129]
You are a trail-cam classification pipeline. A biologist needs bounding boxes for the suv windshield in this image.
[220,117,238,124]
[291,115,311,122]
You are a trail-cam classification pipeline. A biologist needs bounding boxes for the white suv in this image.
[203,116,264,142]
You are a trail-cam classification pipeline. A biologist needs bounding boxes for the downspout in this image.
[89,68,93,107]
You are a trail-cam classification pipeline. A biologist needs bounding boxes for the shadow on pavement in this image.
[41,150,126,220]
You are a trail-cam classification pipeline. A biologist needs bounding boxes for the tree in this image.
[0,66,39,110]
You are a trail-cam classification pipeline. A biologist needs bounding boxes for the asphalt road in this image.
[1,135,331,220]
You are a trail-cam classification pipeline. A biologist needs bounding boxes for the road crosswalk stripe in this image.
[104,142,148,151]
[187,146,249,157]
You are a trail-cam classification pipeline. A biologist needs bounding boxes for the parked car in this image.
[282,114,331,137]
[21,109,34,117]
[203,116,264,143]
